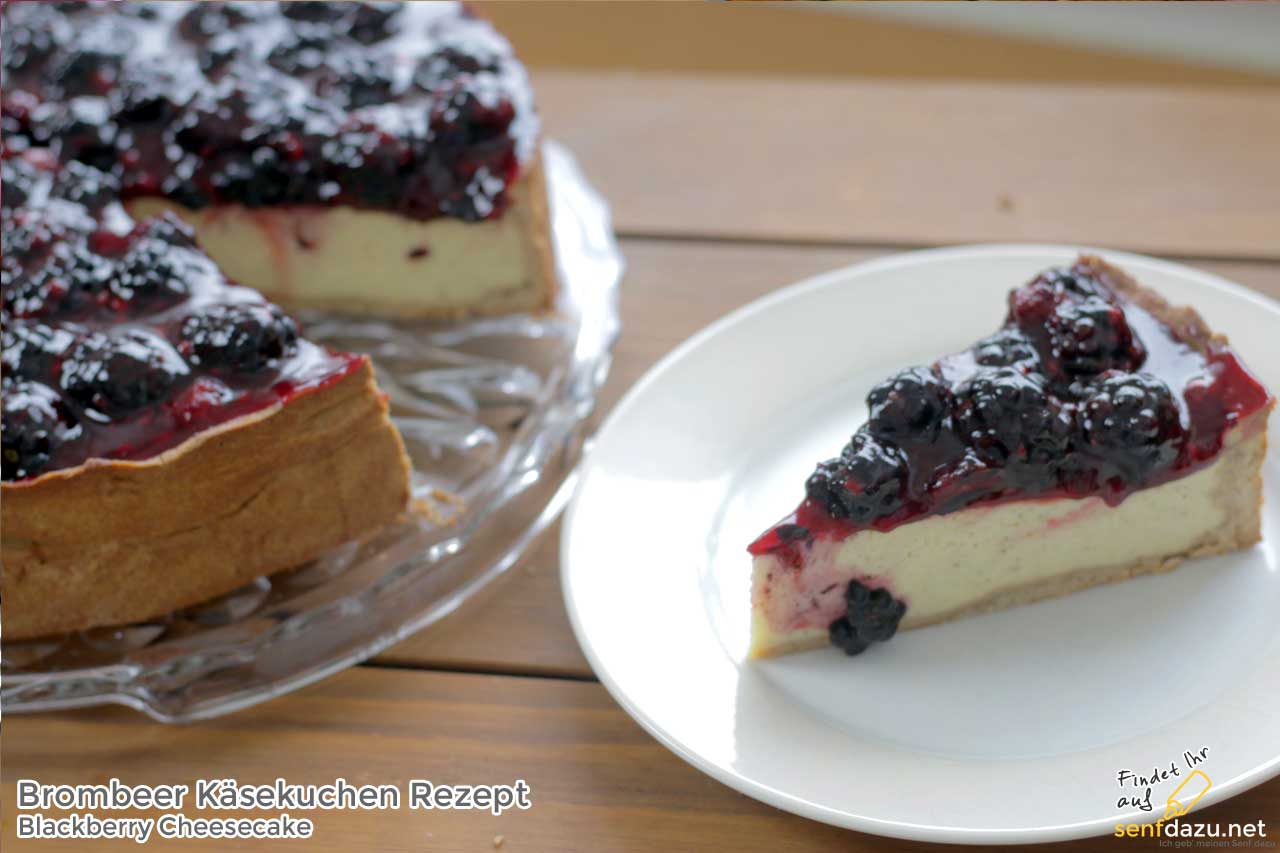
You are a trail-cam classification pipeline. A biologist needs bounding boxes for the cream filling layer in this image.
[125,195,534,313]
[751,426,1263,654]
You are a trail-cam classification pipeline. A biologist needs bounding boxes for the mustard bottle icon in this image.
[1163,770,1212,819]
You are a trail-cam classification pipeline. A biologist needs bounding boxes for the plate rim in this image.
[561,242,1280,844]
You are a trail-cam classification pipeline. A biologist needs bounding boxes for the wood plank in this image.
[480,0,1280,87]
[532,72,1280,260]
[377,240,1280,674]
[3,667,1277,852]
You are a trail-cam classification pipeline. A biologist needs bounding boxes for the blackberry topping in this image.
[973,327,1039,368]
[61,329,190,419]
[177,2,259,43]
[178,303,298,373]
[51,160,120,209]
[347,2,403,45]
[828,580,908,656]
[1080,371,1183,482]
[1,4,71,76]
[953,367,1071,468]
[425,88,518,221]
[1,381,80,481]
[414,47,500,91]
[1046,296,1145,379]
[278,2,352,24]
[43,99,118,172]
[7,241,115,320]
[1,157,41,210]
[317,57,397,109]
[266,28,335,75]
[2,322,77,383]
[109,218,199,308]
[866,366,952,444]
[806,431,906,524]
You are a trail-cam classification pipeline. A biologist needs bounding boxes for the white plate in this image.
[561,245,1280,844]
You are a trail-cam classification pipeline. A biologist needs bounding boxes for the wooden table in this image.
[5,72,1279,851]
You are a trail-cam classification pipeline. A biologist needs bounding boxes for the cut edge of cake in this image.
[1,358,413,639]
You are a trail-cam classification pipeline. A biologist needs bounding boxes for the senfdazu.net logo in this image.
[1111,748,1271,846]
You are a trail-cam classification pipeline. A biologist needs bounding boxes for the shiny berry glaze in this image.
[1,1,536,223]
[1,152,361,483]
[749,260,1273,566]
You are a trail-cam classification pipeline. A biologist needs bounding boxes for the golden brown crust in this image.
[1,360,413,639]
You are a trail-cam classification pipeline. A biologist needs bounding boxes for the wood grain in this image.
[378,240,1280,676]
[479,1,1280,87]
[4,667,1277,852]
[533,72,1280,260]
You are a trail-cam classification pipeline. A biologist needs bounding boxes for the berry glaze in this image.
[1,152,361,483]
[749,259,1273,570]
[1,1,537,223]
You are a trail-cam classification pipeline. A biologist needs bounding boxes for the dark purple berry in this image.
[51,160,119,209]
[1,381,80,481]
[866,366,952,443]
[60,329,189,418]
[806,432,907,523]
[973,327,1039,368]
[2,321,77,383]
[953,367,1070,467]
[177,303,298,373]
[1080,371,1183,481]
[1046,296,1145,379]
[845,580,907,643]
[347,2,403,45]
[828,618,871,656]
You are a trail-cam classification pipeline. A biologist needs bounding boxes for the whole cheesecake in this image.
[748,257,1273,658]
[1,0,554,318]
[0,1,557,640]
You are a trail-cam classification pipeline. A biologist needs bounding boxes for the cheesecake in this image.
[1,0,554,318]
[748,257,1273,658]
[0,1,558,639]
[1,152,413,639]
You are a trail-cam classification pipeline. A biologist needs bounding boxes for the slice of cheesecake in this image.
[1,154,412,639]
[1,1,554,318]
[748,256,1273,658]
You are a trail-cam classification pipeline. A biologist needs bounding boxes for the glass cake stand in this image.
[0,142,624,721]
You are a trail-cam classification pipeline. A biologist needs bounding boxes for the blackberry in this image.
[8,241,115,319]
[177,2,259,43]
[50,160,120,209]
[1,381,79,481]
[1080,371,1183,482]
[828,618,871,656]
[953,367,1071,467]
[177,303,298,373]
[973,327,1039,368]
[413,46,499,92]
[266,28,334,75]
[2,322,77,383]
[1,4,71,77]
[805,431,906,524]
[278,2,353,24]
[347,2,403,45]
[845,581,908,643]
[110,218,199,307]
[424,88,517,221]
[60,329,189,418]
[1,157,42,210]
[44,99,119,172]
[828,580,908,656]
[1046,296,1144,379]
[317,58,397,109]
[866,366,952,444]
